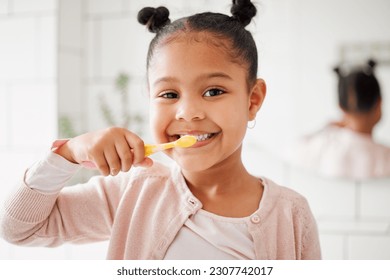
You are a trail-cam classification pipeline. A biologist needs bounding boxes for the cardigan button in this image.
[250,214,260,224]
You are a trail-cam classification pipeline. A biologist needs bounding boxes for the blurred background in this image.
[0,0,389,259]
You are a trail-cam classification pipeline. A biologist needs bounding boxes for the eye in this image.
[159,92,179,99]
[203,88,225,97]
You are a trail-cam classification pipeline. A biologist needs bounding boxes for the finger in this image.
[114,137,134,172]
[92,153,110,176]
[134,157,154,168]
[104,146,122,176]
[124,131,145,165]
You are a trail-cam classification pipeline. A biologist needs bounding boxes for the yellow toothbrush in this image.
[81,135,197,169]
[144,135,197,156]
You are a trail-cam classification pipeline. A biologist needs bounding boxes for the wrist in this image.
[51,139,78,164]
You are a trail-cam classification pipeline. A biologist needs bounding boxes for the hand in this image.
[55,127,153,176]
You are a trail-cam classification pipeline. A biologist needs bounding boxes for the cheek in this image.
[222,98,249,130]
[149,103,165,141]
[149,102,176,142]
[227,102,250,144]
[226,116,247,148]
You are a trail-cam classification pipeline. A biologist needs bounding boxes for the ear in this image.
[376,97,382,108]
[248,78,267,120]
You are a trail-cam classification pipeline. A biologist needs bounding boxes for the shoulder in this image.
[261,177,312,214]
[262,177,307,202]
[289,125,335,160]
[301,124,348,143]
[261,177,319,237]
[259,178,321,258]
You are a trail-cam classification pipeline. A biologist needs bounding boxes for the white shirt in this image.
[164,209,255,260]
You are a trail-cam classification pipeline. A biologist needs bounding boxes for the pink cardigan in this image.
[0,162,321,259]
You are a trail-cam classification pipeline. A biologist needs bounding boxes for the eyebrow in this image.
[153,72,233,86]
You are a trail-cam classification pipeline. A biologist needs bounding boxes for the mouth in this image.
[181,133,217,142]
[170,132,220,143]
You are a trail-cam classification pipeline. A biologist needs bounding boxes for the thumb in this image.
[135,157,154,168]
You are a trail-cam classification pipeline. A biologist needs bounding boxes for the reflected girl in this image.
[291,60,390,179]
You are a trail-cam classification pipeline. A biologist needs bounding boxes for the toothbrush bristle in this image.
[177,135,197,147]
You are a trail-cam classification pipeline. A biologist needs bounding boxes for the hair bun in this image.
[365,58,377,75]
[137,6,170,33]
[231,0,257,27]
[367,59,377,69]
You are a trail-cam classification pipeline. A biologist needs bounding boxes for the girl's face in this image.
[148,33,265,172]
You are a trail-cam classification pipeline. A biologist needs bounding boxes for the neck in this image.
[341,113,375,136]
[181,146,252,195]
[180,146,263,217]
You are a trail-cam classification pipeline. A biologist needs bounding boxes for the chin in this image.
[173,155,215,173]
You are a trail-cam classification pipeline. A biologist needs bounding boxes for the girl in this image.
[291,60,390,179]
[0,0,321,259]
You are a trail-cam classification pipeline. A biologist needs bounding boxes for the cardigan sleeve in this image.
[298,198,322,260]
[0,172,129,247]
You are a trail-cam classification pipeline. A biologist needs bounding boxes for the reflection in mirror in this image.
[288,55,390,180]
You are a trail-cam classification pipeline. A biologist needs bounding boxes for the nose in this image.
[175,96,205,121]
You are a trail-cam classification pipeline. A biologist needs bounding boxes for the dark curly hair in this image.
[137,0,258,86]
[334,60,381,113]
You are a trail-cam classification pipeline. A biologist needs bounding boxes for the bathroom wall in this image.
[0,2,58,196]
[0,0,59,259]
[0,0,58,150]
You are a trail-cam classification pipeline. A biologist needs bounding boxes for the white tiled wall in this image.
[58,0,84,135]
[0,85,7,147]
[287,168,357,220]
[12,0,56,14]
[85,83,119,130]
[0,0,8,14]
[0,0,59,259]
[86,0,124,16]
[0,17,37,79]
[318,235,345,259]
[36,16,57,78]
[348,236,390,260]
[290,170,390,259]
[98,17,149,78]
[360,179,390,219]
[9,83,57,149]
[58,0,82,49]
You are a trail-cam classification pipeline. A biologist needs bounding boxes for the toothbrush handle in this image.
[144,142,175,156]
[144,144,157,157]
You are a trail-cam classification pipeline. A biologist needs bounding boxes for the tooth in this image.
[178,133,214,142]
[196,133,211,141]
